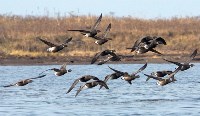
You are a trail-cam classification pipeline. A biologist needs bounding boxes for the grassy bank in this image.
[0,14,200,58]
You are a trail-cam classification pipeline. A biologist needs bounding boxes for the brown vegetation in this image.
[0,14,200,59]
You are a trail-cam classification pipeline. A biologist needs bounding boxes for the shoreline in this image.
[0,55,199,66]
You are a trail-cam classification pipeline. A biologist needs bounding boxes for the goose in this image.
[108,63,147,84]
[75,80,109,97]
[143,66,181,86]
[68,13,102,38]
[38,37,72,53]
[3,74,46,87]
[66,75,99,94]
[127,36,166,55]
[163,49,197,71]
[92,23,112,45]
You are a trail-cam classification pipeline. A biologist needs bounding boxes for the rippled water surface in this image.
[1,63,200,116]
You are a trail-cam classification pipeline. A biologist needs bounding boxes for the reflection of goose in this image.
[143,66,181,86]
[92,23,112,45]
[3,74,46,87]
[108,63,147,84]
[163,49,197,71]
[68,13,102,38]
[75,80,109,97]
[66,75,99,94]
[127,36,166,55]
[37,37,72,53]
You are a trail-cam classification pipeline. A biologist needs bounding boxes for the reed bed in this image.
[0,14,200,58]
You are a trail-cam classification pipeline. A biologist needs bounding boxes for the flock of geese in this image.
[2,13,198,97]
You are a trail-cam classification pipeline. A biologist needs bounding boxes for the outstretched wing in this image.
[108,66,124,75]
[97,56,112,65]
[118,54,134,59]
[99,75,111,90]
[186,49,197,64]
[91,13,102,31]
[155,37,166,45]
[132,62,147,75]
[97,81,109,89]
[29,74,46,80]
[91,52,103,64]
[63,37,72,44]
[149,49,163,55]
[3,83,16,88]
[163,58,182,67]
[143,74,163,81]
[167,66,181,79]
[60,63,67,70]
[38,37,57,47]
[68,29,90,33]
[66,78,80,94]
[103,23,111,38]
[75,84,86,97]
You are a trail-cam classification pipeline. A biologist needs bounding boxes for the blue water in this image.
[0,63,200,116]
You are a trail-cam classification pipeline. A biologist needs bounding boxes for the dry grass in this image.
[0,14,200,58]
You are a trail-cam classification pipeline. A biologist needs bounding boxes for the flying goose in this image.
[99,72,123,90]
[38,37,72,53]
[143,66,181,86]
[92,23,112,45]
[108,63,147,84]
[75,80,109,97]
[163,49,197,71]
[127,36,166,55]
[3,74,46,87]
[66,75,99,94]
[40,63,72,76]
[68,13,102,38]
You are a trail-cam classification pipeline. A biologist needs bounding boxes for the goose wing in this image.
[167,66,181,79]
[3,83,16,87]
[97,81,109,89]
[97,56,113,65]
[91,13,102,31]
[99,75,111,90]
[102,23,111,38]
[143,74,163,81]
[149,49,163,55]
[132,62,147,75]
[163,58,182,67]
[108,66,125,75]
[91,52,102,64]
[38,37,57,47]
[67,29,90,33]
[66,78,81,94]
[186,49,197,64]
[60,63,67,70]
[155,37,166,45]
[75,84,86,97]
[29,74,46,80]
[63,37,72,44]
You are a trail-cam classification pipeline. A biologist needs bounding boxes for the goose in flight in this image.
[108,63,147,84]
[38,37,72,53]
[68,13,102,38]
[3,74,46,87]
[163,49,197,71]
[75,80,109,97]
[66,75,99,94]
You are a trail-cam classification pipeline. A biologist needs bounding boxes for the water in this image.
[0,63,200,116]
